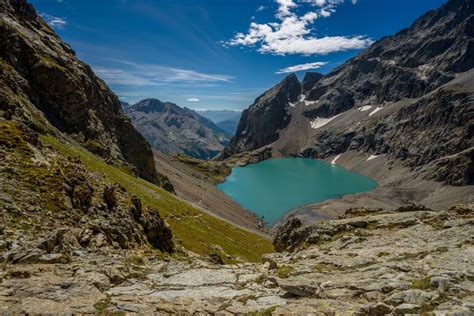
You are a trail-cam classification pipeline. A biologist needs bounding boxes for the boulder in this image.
[103,185,117,209]
[356,303,392,316]
[278,277,324,298]
[140,209,173,253]
[38,253,66,264]
[261,254,277,269]
[273,218,303,252]
[392,303,421,315]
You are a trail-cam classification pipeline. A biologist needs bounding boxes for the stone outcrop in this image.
[0,0,161,184]
[0,128,174,264]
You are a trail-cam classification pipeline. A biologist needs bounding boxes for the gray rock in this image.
[15,248,46,264]
[386,289,439,305]
[261,254,277,269]
[38,253,66,264]
[356,302,392,316]
[363,291,385,301]
[392,303,421,315]
[103,185,117,209]
[36,228,68,253]
[278,277,324,298]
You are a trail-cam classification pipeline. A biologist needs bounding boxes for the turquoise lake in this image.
[217,158,378,227]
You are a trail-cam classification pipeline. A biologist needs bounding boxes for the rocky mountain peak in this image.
[303,0,473,118]
[128,98,173,114]
[277,73,301,101]
[124,98,230,160]
[221,73,302,157]
[221,0,474,188]
[302,72,323,93]
[0,0,162,185]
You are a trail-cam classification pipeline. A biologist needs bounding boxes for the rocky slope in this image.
[0,0,272,266]
[125,99,230,160]
[153,152,267,233]
[2,205,472,314]
[0,0,164,185]
[221,0,474,207]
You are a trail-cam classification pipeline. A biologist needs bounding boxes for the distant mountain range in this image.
[124,99,230,160]
[197,109,242,134]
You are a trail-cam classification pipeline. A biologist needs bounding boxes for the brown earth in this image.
[153,151,267,235]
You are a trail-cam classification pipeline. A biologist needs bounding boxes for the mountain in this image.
[119,101,130,109]
[222,0,474,209]
[124,99,230,160]
[197,109,242,135]
[196,109,242,123]
[0,0,270,267]
[0,0,162,185]
[224,74,301,155]
[216,119,239,134]
[2,0,474,314]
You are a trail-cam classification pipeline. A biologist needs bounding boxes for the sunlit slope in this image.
[41,135,273,262]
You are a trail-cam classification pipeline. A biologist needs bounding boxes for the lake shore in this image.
[217,157,377,227]
[272,150,474,230]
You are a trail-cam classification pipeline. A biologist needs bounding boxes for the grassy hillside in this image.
[41,135,273,262]
[173,153,231,184]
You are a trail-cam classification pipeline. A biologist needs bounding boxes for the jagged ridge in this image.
[0,0,160,184]
[125,98,230,160]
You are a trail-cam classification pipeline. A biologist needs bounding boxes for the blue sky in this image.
[30,0,446,110]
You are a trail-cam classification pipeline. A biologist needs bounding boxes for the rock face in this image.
[305,0,474,113]
[0,0,159,184]
[222,0,474,186]
[221,74,301,157]
[0,0,175,267]
[301,72,323,93]
[124,99,230,160]
[0,144,174,262]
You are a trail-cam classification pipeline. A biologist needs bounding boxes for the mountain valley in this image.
[221,0,474,225]
[0,0,473,314]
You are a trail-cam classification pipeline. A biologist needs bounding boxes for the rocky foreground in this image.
[1,206,473,314]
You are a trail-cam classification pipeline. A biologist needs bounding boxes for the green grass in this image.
[0,121,31,154]
[173,153,231,183]
[411,276,432,290]
[248,306,278,316]
[276,265,294,278]
[41,135,273,262]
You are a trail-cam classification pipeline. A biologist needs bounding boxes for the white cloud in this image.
[276,0,297,18]
[275,61,328,73]
[40,13,67,29]
[93,59,233,86]
[187,98,200,102]
[257,5,266,11]
[225,0,371,55]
